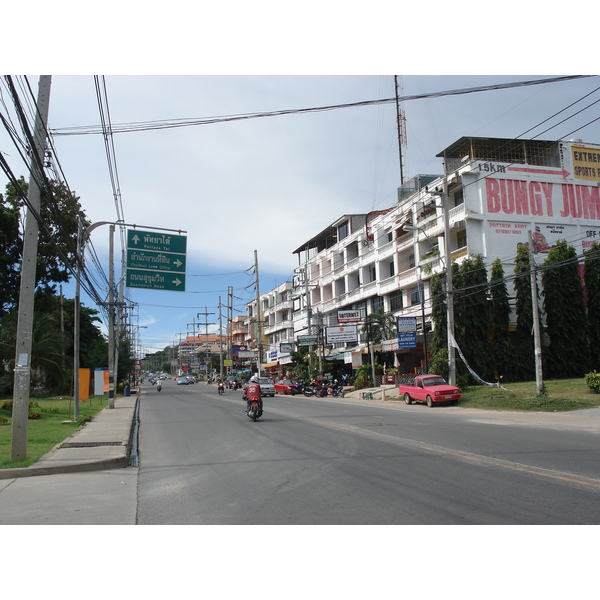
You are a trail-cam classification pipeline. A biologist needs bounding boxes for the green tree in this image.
[362,306,396,344]
[584,242,600,370]
[0,309,69,393]
[512,244,535,381]
[0,186,21,319]
[454,255,492,383]
[429,272,448,378]
[543,240,590,378]
[0,177,88,317]
[489,258,511,381]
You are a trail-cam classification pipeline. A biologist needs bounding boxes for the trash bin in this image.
[124,386,131,397]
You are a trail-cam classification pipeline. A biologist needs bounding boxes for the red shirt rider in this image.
[244,380,263,413]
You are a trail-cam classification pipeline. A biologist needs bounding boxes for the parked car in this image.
[177,376,189,385]
[274,379,303,395]
[243,377,276,397]
[399,374,461,407]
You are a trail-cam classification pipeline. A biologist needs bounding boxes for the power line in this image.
[50,76,592,137]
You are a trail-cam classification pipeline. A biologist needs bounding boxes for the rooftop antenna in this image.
[394,75,408,185]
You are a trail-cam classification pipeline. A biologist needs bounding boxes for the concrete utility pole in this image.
[11,75,51,461]
[528,230,544,394]
[441,167,456,386]
[218,296,223,380]
[254,250,262,377]
[108,224,116,408]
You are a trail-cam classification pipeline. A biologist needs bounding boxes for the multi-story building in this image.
[289,135,600,376]
[178,333,226,373]
[230,315,248,348]
[245,281,295,372]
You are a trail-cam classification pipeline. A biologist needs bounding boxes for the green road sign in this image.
[127,229,187,254]
[126,228,187,291]
[126,269,186,292]
[126,249,186,272]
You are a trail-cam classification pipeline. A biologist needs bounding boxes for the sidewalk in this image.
[0,393,138,480]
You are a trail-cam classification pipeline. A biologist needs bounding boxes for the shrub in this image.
[28,412,42,420]
[585,371,600,393]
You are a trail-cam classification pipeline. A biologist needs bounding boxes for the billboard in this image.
[477,153,600,264]
[337,309,365,323]
[325,325,358,344]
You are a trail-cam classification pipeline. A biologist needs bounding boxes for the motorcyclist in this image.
[217,378,225,394]
[156,379,162,391]
[243,376,263,416]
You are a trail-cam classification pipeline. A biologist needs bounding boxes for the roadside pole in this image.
[528,230,544,394]
[11,76,52,461]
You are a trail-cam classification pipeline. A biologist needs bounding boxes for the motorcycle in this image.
[156,381,162,392]
[218,382,225,395]
[247,397,261,422]
[328,384,344,398]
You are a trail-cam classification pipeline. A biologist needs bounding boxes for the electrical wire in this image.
[50,76,591,137]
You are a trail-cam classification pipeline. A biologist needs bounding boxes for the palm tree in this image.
[362,307,396,344]
[0,310,69,392]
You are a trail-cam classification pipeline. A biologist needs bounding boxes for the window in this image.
[372,296,384,312]
[338,221,349,241]
[457,229,467,248]
[389,260,395,277]
[453,189,464,207]
[410,286,421,306]
[390,291,403,311]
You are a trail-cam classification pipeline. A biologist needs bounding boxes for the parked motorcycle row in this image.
[299,381,345,398]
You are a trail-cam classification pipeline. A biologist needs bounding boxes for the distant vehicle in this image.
[274,379,302,395]
[186,376,195,384]
[177,376,189,385]
[399,375,461,407]
[226,376,241,389]
[243,377,275,397]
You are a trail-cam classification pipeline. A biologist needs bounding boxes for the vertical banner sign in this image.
[397,317,417,348]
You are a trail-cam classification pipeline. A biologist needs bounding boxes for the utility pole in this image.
[227,286,233,364]
[197,307,215,373]
[254,250,262,377]
[218,296,224,380]
[304,264,312,379]
[441,166,456,386]
[108,224,116,408]
[73,219,83,419]
[11,75,51,461]
[528,230,544,394]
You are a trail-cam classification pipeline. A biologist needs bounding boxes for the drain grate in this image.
[61,441,124,448]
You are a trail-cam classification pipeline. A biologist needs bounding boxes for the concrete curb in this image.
[0,394,139,480]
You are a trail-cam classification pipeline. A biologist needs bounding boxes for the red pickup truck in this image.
[399,375,461,407]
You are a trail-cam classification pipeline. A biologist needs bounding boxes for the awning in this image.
[262,362,278,369]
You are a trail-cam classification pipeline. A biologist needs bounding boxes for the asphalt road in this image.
[136,380,600,525]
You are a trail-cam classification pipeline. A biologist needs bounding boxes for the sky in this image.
[3,73,600,355]
[3,7,598,588]
[2,6,600,359]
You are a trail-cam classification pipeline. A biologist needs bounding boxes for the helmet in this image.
[250,375,258,383]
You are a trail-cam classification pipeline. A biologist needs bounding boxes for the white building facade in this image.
[256,136,600,376]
